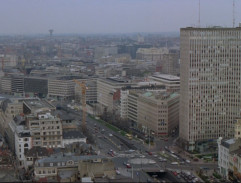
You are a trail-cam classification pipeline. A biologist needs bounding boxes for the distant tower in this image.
[49,29,54,37]
[198,0,200,27]
[233,0,235,27]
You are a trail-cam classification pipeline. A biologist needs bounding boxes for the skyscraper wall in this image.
[179,27,241,150]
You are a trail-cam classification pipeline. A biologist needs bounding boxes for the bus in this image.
[125,133,133,140]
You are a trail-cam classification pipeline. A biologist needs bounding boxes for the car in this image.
[116,170,120,175]
[123,162,127,166]
[173,171,178,176]
[126,163,131,168]
[164,138,168,141]
[171,162,179,165]
[186,159,191,163]
[129,149,135,152]
[109,133,113,137]
[159,158,167,162]
[140,155,145,158]
[153,154,158,157]
[148,151,152,155]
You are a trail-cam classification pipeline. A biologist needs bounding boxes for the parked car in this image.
[186,159,191,163]
[171,162,179,165]
[116,170,120,175]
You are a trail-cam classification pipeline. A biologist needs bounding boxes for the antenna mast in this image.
[198,0,200,27]
[233,0,235,27]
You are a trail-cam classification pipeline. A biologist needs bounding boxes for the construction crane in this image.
[74,79,87,130]
[1,56,4,71]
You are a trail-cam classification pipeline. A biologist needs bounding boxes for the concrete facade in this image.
[137,91,179,136]
[180,27,241,150]
[97,77,133,113]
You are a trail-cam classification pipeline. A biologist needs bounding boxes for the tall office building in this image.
[179,27,241,150]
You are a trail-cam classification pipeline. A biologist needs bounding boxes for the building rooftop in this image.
[36,154,106,167]
[230,148,241,157]
[140,91,179,101]
[25,147,50,157]
[181,26,241,31]
[52,110,75,121]
[55,75,85,80]
[58,170,77,179]
[63,130,86,139]
[151,74,180,81]
[23,99,56,113]
[17,131,31,138]
[106,77,130,83]
[221,138,236,148]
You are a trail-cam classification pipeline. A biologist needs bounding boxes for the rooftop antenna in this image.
[198,0,200,27]
[233,0,235,27]
[49,29,54,37]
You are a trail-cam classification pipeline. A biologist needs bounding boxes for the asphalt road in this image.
[56,103,218,182]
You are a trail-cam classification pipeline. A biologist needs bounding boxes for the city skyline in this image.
[0,0,241,35]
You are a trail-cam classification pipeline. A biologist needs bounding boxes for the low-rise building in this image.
[24,146,50,170]
[34,154,115,182]
[62,130,86,148]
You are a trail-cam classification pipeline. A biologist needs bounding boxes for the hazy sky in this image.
[0,0,241,35]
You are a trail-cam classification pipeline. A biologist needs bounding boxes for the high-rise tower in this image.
[179,26,241,151]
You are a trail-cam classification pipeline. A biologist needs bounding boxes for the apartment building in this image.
[137,91,179,136]
[180,27,241,150]
[26,112,62,148]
